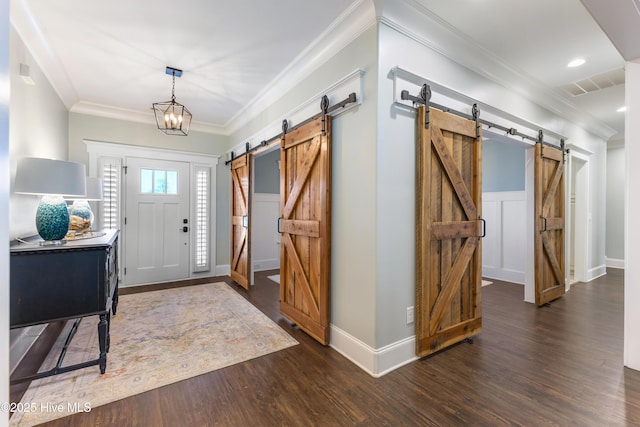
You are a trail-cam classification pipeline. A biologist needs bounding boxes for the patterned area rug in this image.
[10,282,298,426]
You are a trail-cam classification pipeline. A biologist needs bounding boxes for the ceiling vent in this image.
[560,68,625,96]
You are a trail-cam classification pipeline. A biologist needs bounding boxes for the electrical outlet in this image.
[406,306,415,324]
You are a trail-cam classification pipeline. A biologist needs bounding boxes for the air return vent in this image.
[560,68,625,96]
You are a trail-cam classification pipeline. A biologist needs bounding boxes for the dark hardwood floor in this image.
[13,268,640,426]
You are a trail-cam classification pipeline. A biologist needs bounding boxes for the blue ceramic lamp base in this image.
[36,195,70,244]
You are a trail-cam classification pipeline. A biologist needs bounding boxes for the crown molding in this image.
[607,137,625,148]
[12,0,617,141]
[227,68,364,157]
[223,0,376,135]
[70,101,227,135]
[10,0,79,110]
[376,0,617,141]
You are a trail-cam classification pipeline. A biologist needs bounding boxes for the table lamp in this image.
[14,157,87,245]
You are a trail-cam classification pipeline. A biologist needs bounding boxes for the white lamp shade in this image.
[85,177,104,200]
[67,177,103,201]
[14,157,87,197]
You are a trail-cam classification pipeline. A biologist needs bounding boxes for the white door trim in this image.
[566,145,592,286]
[85,140,220,284]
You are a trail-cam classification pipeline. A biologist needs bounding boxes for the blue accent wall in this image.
[254,150,280,194]
[482,139,525,192]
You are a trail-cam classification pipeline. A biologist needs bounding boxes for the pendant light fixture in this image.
[152,66,192,136]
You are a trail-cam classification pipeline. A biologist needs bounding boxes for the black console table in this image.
[9,229,119,383]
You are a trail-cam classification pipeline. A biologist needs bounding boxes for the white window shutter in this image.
[194,166,210,271]
[99,157,122,230]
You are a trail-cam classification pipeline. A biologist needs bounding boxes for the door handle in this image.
[242,215,248,228]
[541,216,547,232]
[479,218,486,238]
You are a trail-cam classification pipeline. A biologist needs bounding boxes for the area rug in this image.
[267,274,280,284]
[10,282,298,426]
[482,280,493,287]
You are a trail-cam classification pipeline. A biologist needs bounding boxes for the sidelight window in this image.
[100,157,122,230]
[194,166,210,271]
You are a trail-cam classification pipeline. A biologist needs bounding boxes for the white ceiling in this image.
[10,0,635,140]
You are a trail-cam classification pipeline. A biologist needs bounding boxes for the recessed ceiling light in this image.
[617,106,627,113]
[567,58,586,68]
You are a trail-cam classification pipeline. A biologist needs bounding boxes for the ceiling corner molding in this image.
[70,101,227,135]
[228,68,364,156]
[224,0,376,135]
[10,0,79,109]
[607,137,625,148]
[70,101,154,124]
[376,0,617,141]
[580,0,640,61]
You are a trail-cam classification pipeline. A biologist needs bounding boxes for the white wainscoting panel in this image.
[482,191,526,284]
[252,193,281,271]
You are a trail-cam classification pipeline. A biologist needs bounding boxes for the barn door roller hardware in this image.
[401,83,563,147]
[401,84,432,128]
[225,92,357,165]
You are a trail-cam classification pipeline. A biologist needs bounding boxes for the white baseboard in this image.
[606,257,624,269]
[329,325,418,378]
[587,264,607,281]
[253,258,279,272]
[215,264,230,277]
[482,268,525,285]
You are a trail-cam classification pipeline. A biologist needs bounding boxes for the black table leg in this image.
[106,310,111,353]
[112,286,119,316]
[98,313,108,374]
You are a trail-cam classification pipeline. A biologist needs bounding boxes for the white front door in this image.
[125,157,190,285]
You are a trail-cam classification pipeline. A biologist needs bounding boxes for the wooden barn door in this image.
[415,106,483,358]
[534,143,566,305]
[279,116,331,345]
[230,155,251,289]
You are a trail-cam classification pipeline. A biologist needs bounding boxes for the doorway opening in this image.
[481,131,529,287]
[567,148,591,285]
[250,146,281,287]
[85,140,219,288]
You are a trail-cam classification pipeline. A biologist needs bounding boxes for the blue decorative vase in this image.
[70,199,94,222]
[36,195,70,241]
[69,199,94,233]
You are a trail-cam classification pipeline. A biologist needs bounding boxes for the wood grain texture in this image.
[279,116,331,345]
[416,106,482,357]
[230,156,251,289]
[534,143,565,305]
[20,269,640,427]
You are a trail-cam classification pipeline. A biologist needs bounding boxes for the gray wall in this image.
[483,139,525,192]
[67,113,231,265]
[254,149,280,194]
[9,25,70,239]
[607,144,625,261]
[7,24,70,387]
[229,24,379,346]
